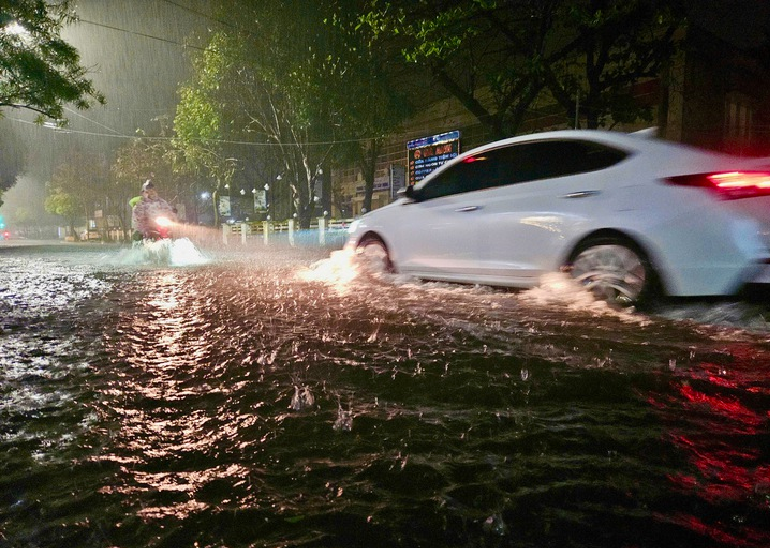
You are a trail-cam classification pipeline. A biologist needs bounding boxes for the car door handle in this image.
[455,206,483,212]
[561,190,600,199]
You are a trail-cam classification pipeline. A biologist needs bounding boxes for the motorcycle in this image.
[141,215,176,265]
[144,215,174,241]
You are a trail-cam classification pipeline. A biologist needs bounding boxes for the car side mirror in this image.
[400,185,418,201]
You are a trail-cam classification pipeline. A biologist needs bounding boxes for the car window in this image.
[489,139,628,188]
[419,155,496,200]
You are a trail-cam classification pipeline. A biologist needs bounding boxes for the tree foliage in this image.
[0,0,105,123]
[361,0,689,135]
[174,32,239,225]
[361,0,558,139]
[43,148,106,240]
[0,123,27,206]
[44,166,80,239]
[173,0,410,224]
[545,0,688,128]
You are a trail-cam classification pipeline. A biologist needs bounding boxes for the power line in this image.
[159,0,233,30]
[76,17,208,52]
[63,106,122,135]
[6,116,382,147]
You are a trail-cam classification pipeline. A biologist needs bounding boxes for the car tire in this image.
[569,238,655,307]
[356,236,395,273]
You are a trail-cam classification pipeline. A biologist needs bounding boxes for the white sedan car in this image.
[346,129,770,306]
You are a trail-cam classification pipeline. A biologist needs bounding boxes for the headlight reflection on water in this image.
[97,269,233,517]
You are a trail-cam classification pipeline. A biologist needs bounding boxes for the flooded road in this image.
[1,240,769,547]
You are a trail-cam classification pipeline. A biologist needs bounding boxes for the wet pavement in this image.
[1,238,769,547]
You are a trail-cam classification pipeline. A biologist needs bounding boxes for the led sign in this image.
[407,130,460,185]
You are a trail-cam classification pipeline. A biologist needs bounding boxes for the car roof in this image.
[465,129,661,157]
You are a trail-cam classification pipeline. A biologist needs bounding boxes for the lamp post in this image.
[199,192,211,225]
[264,183,270,220]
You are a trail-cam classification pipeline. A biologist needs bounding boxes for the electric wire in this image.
[5,115,385,147]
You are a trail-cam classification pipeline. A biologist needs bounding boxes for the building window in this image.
[725,92,754,147]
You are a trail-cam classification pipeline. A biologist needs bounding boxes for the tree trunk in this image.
[361,138,379,213]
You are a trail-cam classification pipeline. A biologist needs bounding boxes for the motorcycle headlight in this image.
[155,216,173,227]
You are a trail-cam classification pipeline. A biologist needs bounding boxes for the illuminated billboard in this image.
[407,130,460,185]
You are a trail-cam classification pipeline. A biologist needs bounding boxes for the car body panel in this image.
[388,192,487,277]
[347,130,770,299]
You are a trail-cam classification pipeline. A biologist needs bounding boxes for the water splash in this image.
[333,400,353,432]
[108,238,210,267]
[167,238,210,266]
[520,272,647,324]
[296,249,358,292]
[290,384,315,411]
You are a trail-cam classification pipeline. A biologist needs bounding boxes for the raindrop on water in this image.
[290,385,314,411]
[334,402,353,432]
[483,514,506,536]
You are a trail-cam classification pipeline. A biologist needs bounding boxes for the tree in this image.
[173,32,241,226]
[327,1,410,213]
[174,6,335,228]
[361,0,689,136]
[0,122,27,207]
[174,0,410,226]
[44,185,78,239]
[12,205,32,236]
[544,0,688,129]
[43,149,105,240]
[361,0,560,139]
[0,0,104,123]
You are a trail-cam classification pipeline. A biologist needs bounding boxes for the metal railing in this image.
[221,218,354,247]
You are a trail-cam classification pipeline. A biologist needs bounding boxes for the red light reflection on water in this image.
[659,513,770,547]
[648,343,770,547]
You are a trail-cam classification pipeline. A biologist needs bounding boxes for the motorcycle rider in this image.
[129,187,145,242]
[131,180,176,240]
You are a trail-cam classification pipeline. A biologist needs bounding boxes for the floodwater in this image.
[1,238,769,548]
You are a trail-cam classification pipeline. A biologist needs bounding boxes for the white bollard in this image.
[240,222,249,245]
[263,221,269,245]
[222,223,231,245]
[288,219,295,246]
[318,217,326,245]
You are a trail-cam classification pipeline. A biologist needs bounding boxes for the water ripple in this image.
[0,246,768,547]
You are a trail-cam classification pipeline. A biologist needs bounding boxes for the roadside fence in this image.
[221,218,353,248]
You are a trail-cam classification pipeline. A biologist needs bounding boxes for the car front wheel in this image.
[569,240,653,306]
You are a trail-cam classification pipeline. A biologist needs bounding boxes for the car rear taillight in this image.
[666,171,770,199]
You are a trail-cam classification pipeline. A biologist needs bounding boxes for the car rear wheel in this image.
[355,236,395,273]
[570,240,653,306]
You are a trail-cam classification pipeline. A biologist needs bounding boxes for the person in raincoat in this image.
[131,180,176,240]
[129,189,145,242]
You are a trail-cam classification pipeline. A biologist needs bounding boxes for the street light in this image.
[264,183,270,220]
